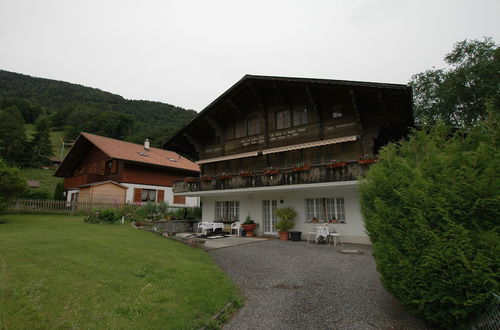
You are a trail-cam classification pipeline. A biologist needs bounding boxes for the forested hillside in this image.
[0,70,196,146]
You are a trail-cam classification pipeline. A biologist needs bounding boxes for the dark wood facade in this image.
[164,75,413,192]
[58,139,197,190]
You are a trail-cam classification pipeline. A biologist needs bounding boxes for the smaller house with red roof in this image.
[54,132,200,207]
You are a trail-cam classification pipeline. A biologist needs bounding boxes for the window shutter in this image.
[157,190,165,202]
[133,188,142,203]
[173,195,186,205]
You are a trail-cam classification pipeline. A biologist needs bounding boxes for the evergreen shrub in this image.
[360,116,499,328]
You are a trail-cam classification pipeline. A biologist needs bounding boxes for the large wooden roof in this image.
[163,74,411,159]
[55,132,200,177]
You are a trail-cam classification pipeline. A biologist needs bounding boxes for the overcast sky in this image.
[1,0,498,111]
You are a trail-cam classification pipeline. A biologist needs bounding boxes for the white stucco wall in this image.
[121,183,199,207]
[200,184,369,244]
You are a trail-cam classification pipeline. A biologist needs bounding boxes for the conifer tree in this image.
[0,105,29,166]
[30,115,53,167]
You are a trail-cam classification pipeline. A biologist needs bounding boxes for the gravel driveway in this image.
[209,240,433,330]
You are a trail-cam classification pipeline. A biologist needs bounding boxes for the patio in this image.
[209,239,434,330]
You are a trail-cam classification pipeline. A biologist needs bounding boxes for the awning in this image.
[262,135,358,155]
[196,151,259,164]
[196,135,358,164]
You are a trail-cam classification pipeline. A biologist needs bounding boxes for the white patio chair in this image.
[307,224,329,244]
[327,224,344,247]
[230,221,242,236]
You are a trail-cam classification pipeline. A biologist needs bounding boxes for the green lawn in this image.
[0,215,240,329]
[20,167,63,194]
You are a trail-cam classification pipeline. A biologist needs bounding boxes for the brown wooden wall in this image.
[78,183,126,205]
[121,163,189,187]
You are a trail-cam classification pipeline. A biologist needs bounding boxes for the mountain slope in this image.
[0,70,196,146]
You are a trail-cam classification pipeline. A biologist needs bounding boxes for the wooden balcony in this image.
[63,174,106,189]
[173,161,374,193]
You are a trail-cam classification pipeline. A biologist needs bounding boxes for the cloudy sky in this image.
[1,0,498,111]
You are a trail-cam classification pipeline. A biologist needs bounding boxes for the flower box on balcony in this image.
[184,177,197,183]
[292,165,311,172]
[263,169,279,175]
[240,171,253,177]
[200,176,213,182]
[358,158,377,165]
[327,162,347,168]
[218,174,232,180]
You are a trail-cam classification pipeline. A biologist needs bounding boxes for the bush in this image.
[274,207,297,232]
[0,158,27,212]
[84,208,120,224]
[359,116,499,328]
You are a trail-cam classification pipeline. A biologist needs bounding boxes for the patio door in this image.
[262,200,278,235]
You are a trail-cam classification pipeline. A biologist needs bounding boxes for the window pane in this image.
[276,110,291,130]
[247,117,260,135]
[235,120,246,138]
[293,109,308,126]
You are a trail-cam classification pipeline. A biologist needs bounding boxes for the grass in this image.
[20,168,63,194]
[0,215,240,329]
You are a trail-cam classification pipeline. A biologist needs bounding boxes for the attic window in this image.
[168,158,177,162]
[137,152,149,157]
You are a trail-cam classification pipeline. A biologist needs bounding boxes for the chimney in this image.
[144,139,150,151]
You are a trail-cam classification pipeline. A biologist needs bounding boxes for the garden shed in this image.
[77,181,127,206]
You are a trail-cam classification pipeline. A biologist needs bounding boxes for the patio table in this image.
[198,221,224,235]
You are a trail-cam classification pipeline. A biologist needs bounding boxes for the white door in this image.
[263,200,278,235]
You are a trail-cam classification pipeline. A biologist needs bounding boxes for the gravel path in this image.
[209,240,433,330]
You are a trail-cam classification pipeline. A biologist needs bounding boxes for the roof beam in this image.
[226,98,245,118]
[183,132,201,153]
[206,116,223,137]
[377,92,387,113]
[305,86,318,114]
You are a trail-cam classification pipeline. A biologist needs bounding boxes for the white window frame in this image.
[305,197,345,222]
[215,201,240,221]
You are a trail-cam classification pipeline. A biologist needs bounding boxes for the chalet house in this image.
[55,132,200,207]
[164,75,413,244]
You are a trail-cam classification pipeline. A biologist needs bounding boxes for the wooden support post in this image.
[248,82,269,147]
[306,86,324,139]
[350,89,365,155]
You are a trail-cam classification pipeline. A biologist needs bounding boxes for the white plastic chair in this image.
[230,221,242,236]
[327,224,344,247]
[307,225,329,244]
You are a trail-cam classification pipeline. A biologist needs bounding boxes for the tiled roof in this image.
[81,132,199,172]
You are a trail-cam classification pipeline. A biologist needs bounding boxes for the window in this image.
[173,195,186,204]
[275,110,291,130]
[247,117,260,135]
[215,201,239,221]
[141,189,156,202]
[305,197,345,222]
[293,108,308,126]
[235,120,246,138]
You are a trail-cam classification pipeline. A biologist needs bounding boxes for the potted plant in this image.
[218,173,232,180]
[292,162,311,172]
[274,207,297,241]
[358,154,378,165]
[241,215,257,237]
[327,159,347,168]
[263,167,279,175]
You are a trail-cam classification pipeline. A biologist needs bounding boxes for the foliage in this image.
[0,105,29,166]
[0,69,197,147]
[274,207,297,232]
[359,112,500,328]
[0,214,240,329]
[22,188,51,200]
[30,115,54,166]
[84,208,120,224]
[0,158,27,212]
[53,182,64,200]
[410,37,499,127]
[243,215,254,225]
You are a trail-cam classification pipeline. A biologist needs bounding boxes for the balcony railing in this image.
[173,160,374,193]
